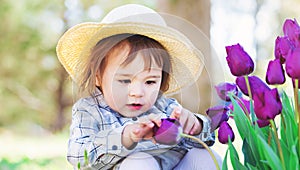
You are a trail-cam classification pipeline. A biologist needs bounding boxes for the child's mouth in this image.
[127,103,143,110]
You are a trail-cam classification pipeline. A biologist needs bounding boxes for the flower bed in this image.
[207,18,300,170]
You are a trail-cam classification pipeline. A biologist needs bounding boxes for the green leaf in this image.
[246,162,258,170]
[228,139,248,170]
[77,162,81,170]
[84,150,89,166]
[229,95,251,140]
[281,91,298,150]
[257,135,283,169]
[289,142,299,170]
[222,149,229,170]
[248,125,270,169]
[242,139,256,167]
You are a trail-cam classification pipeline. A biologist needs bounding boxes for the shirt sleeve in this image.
[67,99,132,169]
[183,113,215,148]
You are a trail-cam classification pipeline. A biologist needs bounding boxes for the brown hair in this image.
[77,33,172,96]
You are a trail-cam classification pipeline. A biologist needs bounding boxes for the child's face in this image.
[99,45,162,117]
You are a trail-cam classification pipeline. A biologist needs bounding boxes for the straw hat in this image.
[56,4,204,94]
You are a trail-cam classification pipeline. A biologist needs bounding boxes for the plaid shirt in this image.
[67,90,214,169]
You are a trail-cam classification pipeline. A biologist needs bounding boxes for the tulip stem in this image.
[244,75,256,124]
[270,119,285,170]
[180,133,220,170]
[233,95,251,121]
[294,79,299,121]
[244,75,252,100]
[294,79,300,157]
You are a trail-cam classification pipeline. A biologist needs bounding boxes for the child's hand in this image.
[170,107,202,135]
[122,114,162,149]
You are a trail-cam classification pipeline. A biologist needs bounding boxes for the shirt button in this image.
[112,145,118,150]
[132,117,138,121]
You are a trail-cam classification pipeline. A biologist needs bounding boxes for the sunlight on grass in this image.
[0,129,72,169]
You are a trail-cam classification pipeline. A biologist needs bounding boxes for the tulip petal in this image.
[218,121,235,144]
[226,44,254,76]
[274,36,294,64]
[283,18,300,47]
[206,105,230,131]
[253,88,282,120]
[236,76,270,96]
[266,59,286,85]
[153,118,182,145]
[286,48,300,79]
[215,82,238,101]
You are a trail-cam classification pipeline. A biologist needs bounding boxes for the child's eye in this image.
[146,80,156,85]
[118,79,131,84]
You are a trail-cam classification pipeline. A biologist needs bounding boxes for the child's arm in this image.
[67,109,126,169]
[67,99,134,169]
[67,99,164,169]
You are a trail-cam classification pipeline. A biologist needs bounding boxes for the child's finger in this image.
[190,122,199,135]
[148,113,162,127]
[138,117,155,128]
[133,128,140,134]
[170,107,182,119]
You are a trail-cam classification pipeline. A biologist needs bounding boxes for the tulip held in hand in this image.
[153,118,182,145]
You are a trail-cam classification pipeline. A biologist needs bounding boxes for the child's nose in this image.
[128,82,144,97]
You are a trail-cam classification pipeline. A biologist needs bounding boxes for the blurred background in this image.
[0,0,299,169]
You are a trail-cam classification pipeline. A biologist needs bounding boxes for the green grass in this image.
[0,156,70,170]
[0,128,72,170]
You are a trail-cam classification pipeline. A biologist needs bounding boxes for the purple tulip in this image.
[218,121,235,144]
[274,36,294,64]
[283,18,300,47]
[253,88,282,120]
[215,82,238,101]
[236,76,270,96]
[266,59,286,85]
[228,97,250,116]
[256,119,270,128]
[153,118,182,145]
[206,105,230,131]
[286,48,300,79]
[226,44,255,76]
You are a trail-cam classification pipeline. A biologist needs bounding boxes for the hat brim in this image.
[56,22,204,94]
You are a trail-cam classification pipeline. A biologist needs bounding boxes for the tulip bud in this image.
[283,18,300,48]
[266,59,286,85]
[215,82,238,101]
[236,76,270,96]
[153,118,182,145]
[274,36,294,64]
[286,48,300,79]
[226,44,255,76]
[218,121,235,144]
[253,88,282,120]
[206,105,230,131]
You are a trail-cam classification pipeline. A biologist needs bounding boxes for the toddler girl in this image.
[57,4,220,170]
